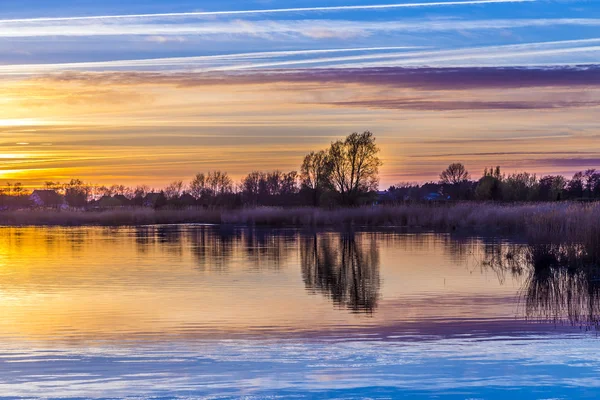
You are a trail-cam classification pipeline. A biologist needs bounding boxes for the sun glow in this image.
[0,169,27,177]
[0,118,49,127]
[0,154,26,159]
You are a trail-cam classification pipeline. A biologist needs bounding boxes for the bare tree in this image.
[241,171,262,203]
[328,131,382,204]
[45,181,63,193]
[567,171,584,198]
[440,163,470,184]
[108,184,132,198]
[11,182,24,195]
[584,169,600,197]
[189,173,207,199]
[207,171,233,195]
[134,185,150,198]
[65,179,89,207]
[281,171,299,195]
[301,150,332,190]
[164,180,184,199]
[301,150,332,205]
[96,185,113,197]
[191,171,233,199]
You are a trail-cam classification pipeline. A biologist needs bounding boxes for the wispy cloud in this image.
[3,38,598,75]
[145,36,187,44]
[0,46,422,75]
[1,17,598,39]
[332,98,600,111]
[39,65,600,91]
[0,0,535,23]
[323,39,600,69]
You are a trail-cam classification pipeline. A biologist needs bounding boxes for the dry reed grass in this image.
[0,203,599,241]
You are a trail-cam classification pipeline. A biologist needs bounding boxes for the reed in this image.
[0,203,599,241]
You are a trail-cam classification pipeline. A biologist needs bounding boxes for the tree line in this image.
[2,132,600,209]
[0,131,383,208]
[389,163,599,202]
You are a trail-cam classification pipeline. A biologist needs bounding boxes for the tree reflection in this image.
[133,226,297,273]
[187,226,238,272]
[301,233,380,313]
[132,226,381,306]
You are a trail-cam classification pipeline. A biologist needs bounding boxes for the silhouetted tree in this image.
[329,131,382,205]
[190,173,208,199]
[301,150,333,206]
[567,171,584,199]
[583,169,600,198]
[164,180,184,199]
[154,191,168,209]
[65,179,89,208]
[440,163,470,185]
[134,185,150,198]
[476,167,503,201]
[502,172,538,201]
[241,171,262,205]
[207,171,233,195]
[538,175,566,201]
[44,181,63,193]
[240,170,299,206]
[10,182,24,196]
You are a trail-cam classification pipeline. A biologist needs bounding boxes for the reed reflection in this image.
[301,233,380,314]
[480,242,600,328]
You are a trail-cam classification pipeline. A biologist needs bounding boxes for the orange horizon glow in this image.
[0,72,599,189]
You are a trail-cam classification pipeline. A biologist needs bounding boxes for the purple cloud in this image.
[46,65,600,91]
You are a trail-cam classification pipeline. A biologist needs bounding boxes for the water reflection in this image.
[187,227,238,272]
[3,225,591,342]
[0,228,599,400]
[134,226,383,313]
[301,233,380,313]
[479,242,600,328]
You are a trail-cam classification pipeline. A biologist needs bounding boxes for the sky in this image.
[0,0,599,188]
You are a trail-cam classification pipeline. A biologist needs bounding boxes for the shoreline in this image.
[0,202,598,241]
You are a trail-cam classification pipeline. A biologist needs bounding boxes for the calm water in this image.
[0,225,599,399]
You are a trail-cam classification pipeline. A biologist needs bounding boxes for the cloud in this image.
[2,18,600,39]
[331,98,600,111]
[33,65,600,92]
[408,151,598,158]
[145,36,187,44]
[531,158,600,168]
[0,46,421,75]
[1,39,599,76]
[0,0,535,24]
[11,64,598,115]
[324,39,600,69]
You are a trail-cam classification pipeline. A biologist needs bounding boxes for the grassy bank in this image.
[0,202,599,239]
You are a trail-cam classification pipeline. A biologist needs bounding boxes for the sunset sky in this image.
[1,0,599,188]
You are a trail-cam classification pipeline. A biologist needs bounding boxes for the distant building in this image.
[178,193,197,207]
[143,193,164,208]
[29,190,64,208]
[113,194,132,206]
[95,195,125,208]
[374,190,395,205]
[423,192,450,201]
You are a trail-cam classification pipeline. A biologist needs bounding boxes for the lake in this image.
[0,225,598,399]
